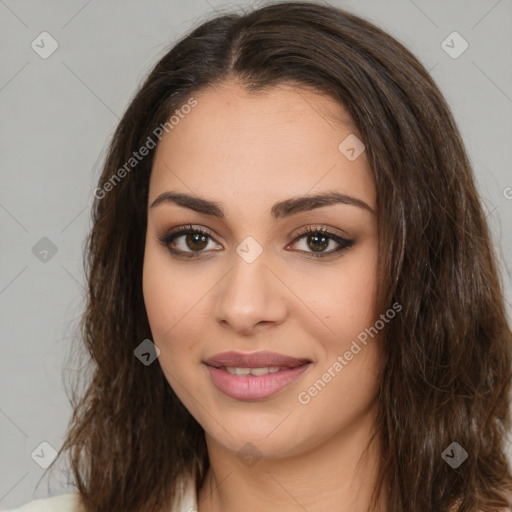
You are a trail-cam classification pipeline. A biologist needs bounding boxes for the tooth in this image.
[224,366,283,376]
[250,367,270,376]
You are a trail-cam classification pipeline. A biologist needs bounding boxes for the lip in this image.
[204,351,312,400]
[205,351,310,368]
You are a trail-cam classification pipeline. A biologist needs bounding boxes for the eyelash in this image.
[157,224,354,259]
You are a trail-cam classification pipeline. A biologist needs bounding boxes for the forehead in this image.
[149,81,375,213]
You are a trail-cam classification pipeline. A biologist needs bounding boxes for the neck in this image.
[197,404,386,512]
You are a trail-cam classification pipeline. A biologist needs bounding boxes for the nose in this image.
[211,253,288,336]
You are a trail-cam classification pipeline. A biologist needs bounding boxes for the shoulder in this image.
[4,493,81,512]
[3,477,197,512]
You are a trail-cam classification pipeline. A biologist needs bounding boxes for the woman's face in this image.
[143,81,381,459]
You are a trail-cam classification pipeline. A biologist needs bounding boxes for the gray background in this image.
[1,0,511,508]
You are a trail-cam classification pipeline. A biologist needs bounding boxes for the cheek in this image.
[142,245,207,374]
[142,246,192,346]
[295,246,378,345]
[142,250,175,338]
[338,262,378,335]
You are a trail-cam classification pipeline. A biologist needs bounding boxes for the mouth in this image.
[204,351,312,400]
[212,366,300,376]
[204,350,310,369]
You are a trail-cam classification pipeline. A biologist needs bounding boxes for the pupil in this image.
[309,234,328,252]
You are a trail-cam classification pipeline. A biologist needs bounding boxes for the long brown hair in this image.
[49,2,512,510]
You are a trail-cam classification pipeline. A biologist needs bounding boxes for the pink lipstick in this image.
[204,351,311,400]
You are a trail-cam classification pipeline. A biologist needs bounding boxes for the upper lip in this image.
[205,351,311,369]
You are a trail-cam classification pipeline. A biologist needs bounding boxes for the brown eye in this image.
[289,227,354,258]
[306,233,330,252]
[184,232,209,251]
[158,225,354,260]
[158,225,222,258]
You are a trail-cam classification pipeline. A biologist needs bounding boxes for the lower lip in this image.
[205,364,311,400]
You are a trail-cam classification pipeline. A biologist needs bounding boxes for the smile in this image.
[204,353,312,400]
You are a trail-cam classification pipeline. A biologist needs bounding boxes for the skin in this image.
[143,80,385,512]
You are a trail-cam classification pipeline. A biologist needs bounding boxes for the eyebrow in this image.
[150,190,376,219]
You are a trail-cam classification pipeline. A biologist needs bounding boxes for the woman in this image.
[9,2,512,511]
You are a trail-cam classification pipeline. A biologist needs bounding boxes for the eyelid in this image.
[292,224,351,241]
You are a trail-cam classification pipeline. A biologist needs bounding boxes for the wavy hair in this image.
[50,2,512,511]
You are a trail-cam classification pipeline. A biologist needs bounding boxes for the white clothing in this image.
[3,475,197,512]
